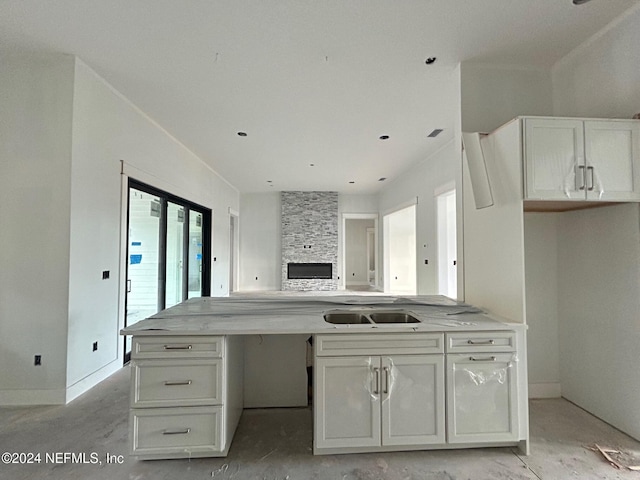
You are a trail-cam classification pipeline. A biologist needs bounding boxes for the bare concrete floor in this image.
[1,366,639,480]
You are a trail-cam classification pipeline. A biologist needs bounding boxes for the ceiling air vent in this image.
[428,129,443,138]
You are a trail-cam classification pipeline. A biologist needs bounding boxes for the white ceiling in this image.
[1,0,637,193]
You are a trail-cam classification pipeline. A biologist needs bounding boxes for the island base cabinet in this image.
[314,357,381,449]
[314,354,445,452]
[130,406,223,459]
[446,353,519,444]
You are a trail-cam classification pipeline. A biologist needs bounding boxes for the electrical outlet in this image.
[34,355,41,366]
[93,341,98,352]
[102,270,110,280]
[424,259,428,265]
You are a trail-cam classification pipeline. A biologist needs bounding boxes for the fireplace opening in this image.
[287,263,332,280]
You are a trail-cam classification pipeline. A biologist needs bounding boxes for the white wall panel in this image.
[238,193,282,291]
[0,54,75,403]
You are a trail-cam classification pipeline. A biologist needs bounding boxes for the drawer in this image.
[315,333,444,356]
[131,358,223,408]
[130,406,222,458]
[131,336,223,359]
[446,331,516,353]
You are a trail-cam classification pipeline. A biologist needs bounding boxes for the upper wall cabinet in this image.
[523,117,640,202]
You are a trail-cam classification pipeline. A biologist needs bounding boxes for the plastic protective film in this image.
[453,354,518,433]
[365,357,378,400]
[364,358,402,403]
[458,354,518,387]
[564,161,604,199]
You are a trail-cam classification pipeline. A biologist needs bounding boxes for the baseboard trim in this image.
[529,382,561,399]
[0,388,66,405]
[66,359,121,403]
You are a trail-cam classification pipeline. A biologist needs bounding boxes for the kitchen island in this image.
[121,295,528,459]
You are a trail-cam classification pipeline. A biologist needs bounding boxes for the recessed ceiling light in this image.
[378,177,387,182]
[237,132,247,137]
[425,57,437,65]
[379,135,389,140]
[428,129,444,138]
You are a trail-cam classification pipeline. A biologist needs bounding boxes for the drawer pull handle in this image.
[467,339,495,345]
[163,380,192,386]
[163,345,193,350]
[162,428,191,435]
[470,356,496,362]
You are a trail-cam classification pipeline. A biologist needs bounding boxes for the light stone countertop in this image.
[121,295,525,336]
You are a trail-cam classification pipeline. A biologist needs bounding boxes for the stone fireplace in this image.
[281,191,338,290]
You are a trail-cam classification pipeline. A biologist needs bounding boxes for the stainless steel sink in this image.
[324,312,373,324]
[369,312,420,324]
[324,310,420,325]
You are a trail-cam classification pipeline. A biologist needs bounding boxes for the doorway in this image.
[229,213,239,294]
[124,180,211,362]
[383,204,417,295]
[437,188,457,299]
[342,213,378,291]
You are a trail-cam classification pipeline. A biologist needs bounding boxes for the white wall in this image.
[549,5,640,439]
[523,213,561,398]
[378,140,459,296]
[461,63,553,134]
[239,193,282,291]
[557,204,640,440]
[552,5,640,119]
[0,54,240,404]
[0,53,75,404]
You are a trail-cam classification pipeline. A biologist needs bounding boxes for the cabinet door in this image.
[446,353,519,444]
[585,120,640,201]
[314,357,381,449]
[524,118,585,200]
[381,355,445,446]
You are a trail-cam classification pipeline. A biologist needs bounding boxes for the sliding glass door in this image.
[124,180,211,362]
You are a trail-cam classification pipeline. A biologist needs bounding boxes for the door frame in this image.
[341,213,379,290]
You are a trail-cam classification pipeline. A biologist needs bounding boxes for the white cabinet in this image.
[314,356,381,449]
[445,333,519,444]
[128,335,243,459]
[381,355,445,446]
[524,117,640,202]
[314,333,445,453]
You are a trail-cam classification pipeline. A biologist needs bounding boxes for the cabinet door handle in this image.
[587,166,595,191]
[467,339,495,345]
[373,367,380,395]
[163,344,193,350]
[470,356,496,362]
[162,428,191,435]
[577,165,586,190]
[383,367,390,394]
[163,380,192,386]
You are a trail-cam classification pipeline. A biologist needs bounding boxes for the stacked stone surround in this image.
[281,191,338,291]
